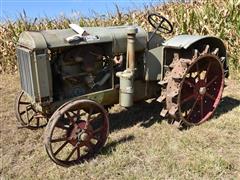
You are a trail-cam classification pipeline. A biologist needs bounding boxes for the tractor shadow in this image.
[108,100,164,133]
[179,96,240,131]
[213,96,240,118]
[101,96,239,157]
[100,100,163,155]
[101,135,135,155]
[108,96,240,133]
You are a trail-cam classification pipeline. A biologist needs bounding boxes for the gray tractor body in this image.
[16,25,227,113]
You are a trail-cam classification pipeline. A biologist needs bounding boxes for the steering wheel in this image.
[148,13,173,34]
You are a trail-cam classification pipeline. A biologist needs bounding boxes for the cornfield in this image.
[0,0,239,79]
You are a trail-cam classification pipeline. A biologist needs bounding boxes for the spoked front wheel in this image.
[44,99,109,166]
[15,90,48,129]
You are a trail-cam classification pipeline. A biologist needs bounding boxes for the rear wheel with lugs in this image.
[44,99,109,166]
[158,45,225,126]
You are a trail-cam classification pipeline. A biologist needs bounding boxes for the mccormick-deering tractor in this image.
[15,13,228,166]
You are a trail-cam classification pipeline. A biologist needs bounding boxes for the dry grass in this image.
[0,74,240,179]
[0,0,240,78]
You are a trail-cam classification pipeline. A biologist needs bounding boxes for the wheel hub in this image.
[195,80,207,97]
[199,87,206,95]
[68,121,87,145]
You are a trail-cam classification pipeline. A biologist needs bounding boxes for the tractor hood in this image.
[18,26,147,54]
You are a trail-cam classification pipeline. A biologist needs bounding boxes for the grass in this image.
[0,74,240,179]
[0,0,240,78]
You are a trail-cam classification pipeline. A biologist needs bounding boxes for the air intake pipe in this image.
[116,27,137,107]
[126,27,138,70]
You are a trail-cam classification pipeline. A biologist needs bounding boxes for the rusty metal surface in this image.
[158,45,225,126]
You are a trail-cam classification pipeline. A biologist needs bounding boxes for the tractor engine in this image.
[51,44,114,101]
[16,26,147,105]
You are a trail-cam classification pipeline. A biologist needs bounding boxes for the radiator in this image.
[16,47,35,97]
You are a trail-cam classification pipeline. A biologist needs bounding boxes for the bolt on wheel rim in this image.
[178,55,224,125]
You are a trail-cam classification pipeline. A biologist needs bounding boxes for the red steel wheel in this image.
[44,99,109,166]
[15,90,48,129]
[158,45,226,127]
[178,54,224,125]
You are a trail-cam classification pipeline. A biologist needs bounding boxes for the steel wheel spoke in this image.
[181,94,195,104]
[28,116,34,124]
[65,112,75,124]
[90,114,102,124]
[184,79,195,88]
[54,141,68,156]
[70,111,78,116]
[187,97,199,118]
[19,101,31,105]
[31,107,37,113]
[56,123,69,130]
[200,97,204,118]
[93,126,103,135]
[91,136,99,142]
[87,108,93,121]
[85,141,94,152]
[84,108,94,129]
[206,92,215,101]
[206,76,218,87]
[77,147,80,159]
[204,62,212,81]
[20,111,26,115]
[51,137,67,143]
[65,147,77,161]
[196,63,201,79]
[36,118,39,127]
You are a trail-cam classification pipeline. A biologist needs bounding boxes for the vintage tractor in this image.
[15,13,228,166]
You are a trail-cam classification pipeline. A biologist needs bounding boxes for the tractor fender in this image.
[163,35,228,77]
[163,35,226,56]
